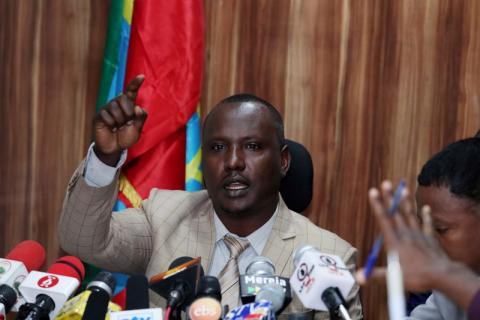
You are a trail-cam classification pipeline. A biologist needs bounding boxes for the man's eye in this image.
[435,226,449,235]
[211,144,225,151]
[246,143,260,150]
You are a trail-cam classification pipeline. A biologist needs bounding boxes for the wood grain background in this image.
[1,0,479,318]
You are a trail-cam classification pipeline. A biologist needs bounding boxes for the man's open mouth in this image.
[225,182,248,190]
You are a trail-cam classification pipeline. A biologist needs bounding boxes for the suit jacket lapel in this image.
[185,198,216,271]
[262,196,296,275]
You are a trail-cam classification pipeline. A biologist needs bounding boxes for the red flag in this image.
[120,0,204,205]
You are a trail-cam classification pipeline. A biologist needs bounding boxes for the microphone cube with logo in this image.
[0,258,28,310]
[109,308,163,320]
[289,251,354,311]
[18,271,80,317]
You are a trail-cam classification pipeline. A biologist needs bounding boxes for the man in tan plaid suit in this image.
[58,76,363,319]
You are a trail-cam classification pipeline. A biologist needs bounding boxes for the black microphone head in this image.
[126,275,149,310]
[87,271,116,297]
[196,276,221,302]
[0,284,17,313]
[149,256,204,310]
[169,256,194,269]
[81,290,110,320]
[321,286,348,312]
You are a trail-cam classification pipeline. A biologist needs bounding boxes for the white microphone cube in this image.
[19,270,80,318]
[0,258,28,311]
[110,308,164,320]
[289,251,355,311]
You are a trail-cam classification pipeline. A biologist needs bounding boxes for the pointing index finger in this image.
[125,74,145,100]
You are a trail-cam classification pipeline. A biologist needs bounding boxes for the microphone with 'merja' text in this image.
[0,240,46,312]
[16,256,85,320]
[289,245,354,320]
[239,256,292,313]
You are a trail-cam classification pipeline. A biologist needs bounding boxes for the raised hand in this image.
[93,75,148,166]
[357,180,480,311]
[358,181,449,292]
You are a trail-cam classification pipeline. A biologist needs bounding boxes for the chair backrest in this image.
[280,139,314,214]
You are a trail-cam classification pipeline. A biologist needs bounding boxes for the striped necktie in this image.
[218,234,250,309]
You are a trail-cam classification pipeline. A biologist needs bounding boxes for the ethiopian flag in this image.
[119,0,204,206]
[87,0,204,295]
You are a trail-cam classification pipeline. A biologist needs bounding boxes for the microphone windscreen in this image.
[197,276,221,302]
[5,240,46,272]
[47,256,85,282]
[0,284,17,312]
[245,256,275,275]
[81,290,110,320]
[126,275,149,310]
[169,256,194,269]
[255,283,285,313]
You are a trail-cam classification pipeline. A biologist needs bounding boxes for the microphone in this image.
[109,276,163,320]
[321,287,351,320]
[80,289,110,320]
[125,275,149,310]
[0,284,17,318]
[188,276,223,320]
[224,300,275,320]
[0,240,46,311]
[289,245,354,320]
[255,283,285,315]
[56,271,121,320]
[149,256,204,312]
[109,308,164,320]
[239,256,292,312]
[16,256,85,319]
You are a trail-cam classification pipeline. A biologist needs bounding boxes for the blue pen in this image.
[363,180,407,278]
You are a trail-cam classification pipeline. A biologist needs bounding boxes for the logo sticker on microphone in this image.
[37,275,59,288]
[189,297,222,320]
[0,261,11,276]
[296,262,315,293]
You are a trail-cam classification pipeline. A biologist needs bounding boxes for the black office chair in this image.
[280,139,314,214]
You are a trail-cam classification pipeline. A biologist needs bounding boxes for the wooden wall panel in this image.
[202,0,480,318]
[0,0,109,264]
[1,0,479,319]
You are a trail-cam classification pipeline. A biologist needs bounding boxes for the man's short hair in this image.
[205,93,285,147]
[418,137,480,202]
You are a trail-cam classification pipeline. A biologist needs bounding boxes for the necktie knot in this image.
[223,234,250,260]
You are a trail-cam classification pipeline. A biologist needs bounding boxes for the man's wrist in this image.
[92,145,123,167]
[84,143,127,187]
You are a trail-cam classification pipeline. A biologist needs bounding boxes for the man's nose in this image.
[225,146,245,171]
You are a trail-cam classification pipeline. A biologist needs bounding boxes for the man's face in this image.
[202,102,289,217]
[416,186,480,272]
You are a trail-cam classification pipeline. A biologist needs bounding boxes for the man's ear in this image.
[280,144,291,178]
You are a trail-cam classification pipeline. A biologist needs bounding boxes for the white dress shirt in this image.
[209,207,276,276]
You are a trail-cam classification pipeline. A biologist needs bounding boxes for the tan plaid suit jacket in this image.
[59,160,363,319]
